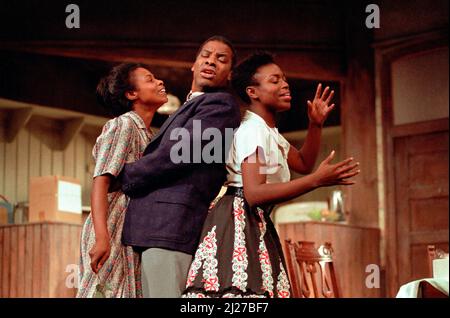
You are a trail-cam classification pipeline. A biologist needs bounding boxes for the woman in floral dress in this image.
[183,53,360,298]
[77,63,168,297]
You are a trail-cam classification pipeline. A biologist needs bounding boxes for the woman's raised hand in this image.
[307,83,335,127]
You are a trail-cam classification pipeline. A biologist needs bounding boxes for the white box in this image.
[433,258,449,279]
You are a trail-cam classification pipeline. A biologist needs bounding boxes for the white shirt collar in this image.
[244,110,291,157]
[243,110,268,127]
[186,91,205,102]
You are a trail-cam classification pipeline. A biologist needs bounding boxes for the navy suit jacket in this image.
[120,91,241,255]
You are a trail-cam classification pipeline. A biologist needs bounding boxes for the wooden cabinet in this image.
[1,221,380,298]
[277,221,381,297]
[0,222,81,297]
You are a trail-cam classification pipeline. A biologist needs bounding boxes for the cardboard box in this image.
[29,176,82,224]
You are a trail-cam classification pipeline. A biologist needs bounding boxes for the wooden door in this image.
[394,129,449,286]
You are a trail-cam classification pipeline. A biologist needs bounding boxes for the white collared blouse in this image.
[226,110,291,187]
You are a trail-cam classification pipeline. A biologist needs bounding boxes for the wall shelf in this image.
[0,97,108,150]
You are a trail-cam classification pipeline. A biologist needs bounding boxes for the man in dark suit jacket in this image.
[119,36,241,297]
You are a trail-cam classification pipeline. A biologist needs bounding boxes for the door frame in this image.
[374,28,449,297]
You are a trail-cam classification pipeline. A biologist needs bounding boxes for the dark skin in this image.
[91,40,236,272]
[241,63,360,207]
[191,40,233,92]
[89,68,167,274]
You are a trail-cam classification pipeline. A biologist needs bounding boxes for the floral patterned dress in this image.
[182,111,291,298]
[76,111,153,298]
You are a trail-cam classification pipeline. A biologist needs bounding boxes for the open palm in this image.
[307,83,335,126]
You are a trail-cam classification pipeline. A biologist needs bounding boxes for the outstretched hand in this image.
[314,150,360,187]
[307,83,335,127]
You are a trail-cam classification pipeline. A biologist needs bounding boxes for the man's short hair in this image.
[196,35,237,68]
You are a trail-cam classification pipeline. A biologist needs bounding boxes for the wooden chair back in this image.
[284,239,301,297]
[284,239,340,298]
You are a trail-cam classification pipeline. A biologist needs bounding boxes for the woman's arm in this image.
[89,175,112,273]
[242,150,359,207]
[287,84,335,174]
[287,123,322,174]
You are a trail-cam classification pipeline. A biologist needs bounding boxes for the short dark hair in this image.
[96,62,151,116]
[231,52,275,104]
[196,35,237,68]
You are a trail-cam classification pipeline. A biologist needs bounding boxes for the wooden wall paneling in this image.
[342,1,378,228]
[337,225,352,296]
[61,224,71,297]
[1,227,8,297]
[378,46,398,298]
[52,150,63,176]
[9,226,17,297]
[410,198,449,232]
[40,142,52,177]
[63,139,75,178]
[31,224,41,297]
[75,135,85,204]
[278,222,298,249]
[16,129,29,203]
[84,135,95,206]
[0,223,83,297]
[4,138,17,203]
[353,228,367,296]
[24,225,33,297]
[16,226,25,297]
[41,223,49,297]
[51,223,71,297]
[0,228,2,297]
[0,141,5,195]
[69,224,79,297]
[394,137,411,285]
[3,228,11,297]
[70,224,81,295]
[47,223,56,297]
[361,225,382,294]
[28,128,41,179]
[53,223,64,297]
[62,118,85,151]
[0,123,97,210]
